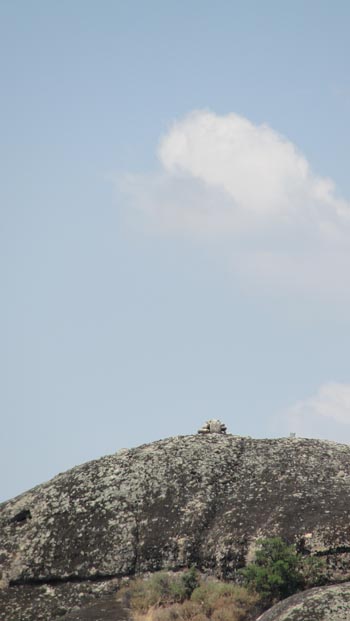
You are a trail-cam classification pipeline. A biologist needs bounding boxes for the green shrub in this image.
[240,537,304,604]
[181,566,200,598]
[241,537,328,604]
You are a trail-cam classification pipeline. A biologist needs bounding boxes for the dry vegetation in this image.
[118,540,327,621]
[119,570,260,621]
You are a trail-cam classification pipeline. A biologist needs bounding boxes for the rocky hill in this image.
[2,433,350,619]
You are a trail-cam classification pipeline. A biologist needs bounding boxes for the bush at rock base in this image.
[119,541,327,620]
[241,537,326,605]
[119,568,199,612]
[119,571,259,621]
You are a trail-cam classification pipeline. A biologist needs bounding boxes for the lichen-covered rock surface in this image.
[2,434,350,619]
[257,583,350,621]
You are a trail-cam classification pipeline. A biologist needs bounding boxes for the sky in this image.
[1,0,350,502]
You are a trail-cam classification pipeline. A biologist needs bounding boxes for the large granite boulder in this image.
[2,434,350,619]
[257,583,350,621]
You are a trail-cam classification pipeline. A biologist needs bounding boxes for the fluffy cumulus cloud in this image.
[119,110,350,293]
[285,382,350,441]
[159,111,346,222]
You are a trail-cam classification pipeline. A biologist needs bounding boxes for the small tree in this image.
[181,566,199,599]
[241,537,304,604]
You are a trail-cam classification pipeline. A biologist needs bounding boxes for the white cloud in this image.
[118,110,350,294]
[159,111,343,221]
[285,382,350,441]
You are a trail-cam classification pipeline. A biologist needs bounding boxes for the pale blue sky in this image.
[1,1,350,502]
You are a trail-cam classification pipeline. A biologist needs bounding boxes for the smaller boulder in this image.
[197,419,227,434]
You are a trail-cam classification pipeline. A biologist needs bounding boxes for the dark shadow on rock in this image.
[61,594,130,621]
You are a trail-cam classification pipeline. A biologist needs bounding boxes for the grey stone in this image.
[197,419,227,434]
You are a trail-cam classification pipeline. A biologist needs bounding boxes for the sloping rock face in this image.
[257,583,350,621]
[2,434,350,619]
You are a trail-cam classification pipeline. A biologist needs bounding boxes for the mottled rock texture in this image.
[257,583,350,621]
[2,434,350,619]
